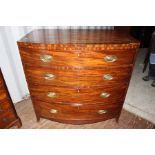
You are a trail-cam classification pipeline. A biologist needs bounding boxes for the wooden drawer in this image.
[0,69,22,128]
[20,48,136,68]
[0,110,17,129]
[24,66,132,87]
[0,82,3,89]
[0,99,12,112]
[0,79,3,87]
[36,100,121,122]
[0,89,7,100]
[30,85,127,104]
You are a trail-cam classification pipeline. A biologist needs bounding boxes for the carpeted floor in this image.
[124,48,155,123]
[13,99,154,129]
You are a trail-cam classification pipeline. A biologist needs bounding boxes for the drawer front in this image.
[0,99,12,113]
[0,79,3,87]
[0,89,7,100]
[0,110,17,129]
[36,100,121,121]
[0,83,3,89]
[20,48,136,68]
[30,85,127,104]
[24,66,81,87]
[24,66,132,87]
[0,72,5,88]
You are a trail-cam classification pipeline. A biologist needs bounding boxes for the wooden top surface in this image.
[18,29,139,45]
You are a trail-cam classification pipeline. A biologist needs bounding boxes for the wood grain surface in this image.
[30,84,127,104]
[13,98,154,128]
[19,48,136,68]
[18,29,140,124]
[18,29,139,44]
[23,66,132,87]
[35,99,121,124]
[0,69,22,129]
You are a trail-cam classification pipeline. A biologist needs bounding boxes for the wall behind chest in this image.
[0,26,113,104]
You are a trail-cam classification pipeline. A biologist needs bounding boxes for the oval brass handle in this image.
[44,74,55,80]
[103,74,113,80]
[40,54,53,62]
[100,92,111,98]
[47,92,57,98]
[49,109,58,114]
[104,55,117,62]
[98,109,108,114]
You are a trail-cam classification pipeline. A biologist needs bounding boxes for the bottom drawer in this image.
[0,110,17,129]
[35,100,122,124]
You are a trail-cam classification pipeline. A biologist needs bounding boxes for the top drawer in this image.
[19,48,136,68]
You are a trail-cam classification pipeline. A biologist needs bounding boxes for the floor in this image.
[124,48,155,123]
[14,98,153,129]
[13,48,155,129]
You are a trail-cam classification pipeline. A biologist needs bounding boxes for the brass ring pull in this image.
[104,55,117,62]
[40,54,53,62]
[44,74,55,80]
[49,109,58,114]
[47,92,57,98]
[100,92,111,98]
[98,109,108,114]
[103,74,113,80]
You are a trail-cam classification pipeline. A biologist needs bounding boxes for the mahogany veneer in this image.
[17,29,140,124]
[0,69,22,128]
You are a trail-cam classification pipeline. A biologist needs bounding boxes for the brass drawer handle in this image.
[104,55,117,62]
[103,74,113,80]
[44,74,55,80]
[100,92,111,98]
[49,109,58,114]
[98,109,108,114]
[47,92,57,98]
[40,54,53,62]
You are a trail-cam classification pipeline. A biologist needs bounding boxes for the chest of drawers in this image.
[0,69,22,128]
[17,29,139,124]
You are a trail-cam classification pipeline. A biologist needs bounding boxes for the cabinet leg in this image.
[116,113,121,123]
[16,119,22,128]
[36,114,40,122]
[115,117,119,123]
[115,109,122,123]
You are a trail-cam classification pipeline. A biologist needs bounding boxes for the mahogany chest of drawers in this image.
[17,29,139,124]
[0,69,22,128]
